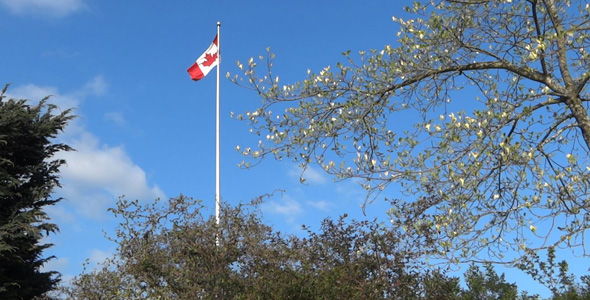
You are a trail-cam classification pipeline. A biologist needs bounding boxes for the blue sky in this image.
[1,0,584,296]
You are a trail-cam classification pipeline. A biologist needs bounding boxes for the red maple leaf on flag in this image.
[202,52,217,67]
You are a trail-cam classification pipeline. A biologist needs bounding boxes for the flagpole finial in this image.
[217,21,221,26]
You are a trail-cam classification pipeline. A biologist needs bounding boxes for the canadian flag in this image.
[187,35,219,81]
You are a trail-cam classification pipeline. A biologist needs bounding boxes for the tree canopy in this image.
[231,0,590,264]
[0,85,73,299]
[62,196,554,300]
[62,196,425,299]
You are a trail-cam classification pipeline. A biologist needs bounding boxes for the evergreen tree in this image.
[0,85,73,299]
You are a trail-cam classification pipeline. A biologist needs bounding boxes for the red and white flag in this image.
[187,35,219,81]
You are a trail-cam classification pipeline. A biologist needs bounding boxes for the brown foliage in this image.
[60,196,461,299]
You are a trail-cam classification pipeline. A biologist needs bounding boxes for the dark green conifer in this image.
[0,84,73,299]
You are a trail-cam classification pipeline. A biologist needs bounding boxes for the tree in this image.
[61,195,552,299]
[517,247,590,300]
[462,263,518,300]
[0,85,73,299]
[61,196,469,300]
[231,0,590,264]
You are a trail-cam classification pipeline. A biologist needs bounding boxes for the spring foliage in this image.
[231,0,590,263]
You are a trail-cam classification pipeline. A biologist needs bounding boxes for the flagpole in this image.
[215,21,221,228]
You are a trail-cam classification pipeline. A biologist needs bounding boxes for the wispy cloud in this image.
[39,255,75,288]
[44,205,78,230]
[262,195,303,223]
[40,256,69,274]
[78,75,108,97]
[104,111,125,126]
[8,75,106,111]
[88,248,112,267]
[8,83,79,112]
[0,0,87,18]
[288,165,328,185]
[306,200,333,212]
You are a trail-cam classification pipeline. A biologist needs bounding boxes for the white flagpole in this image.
[215,21,221,227]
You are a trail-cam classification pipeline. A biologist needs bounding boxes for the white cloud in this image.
[40,256,69,273]
[6,82,85,142]
[0,0,87,18]
[8,79,165,220]
[79,75,108,97]
[56,132,165,219]
[6,75,106,112]
[44,205,77,228]
[88,249,112,266]
[7,83,79,112]
[104,111,125,126]
[40,254,74,288]
[263,195,303,223]
[288,165,328,185]
[306,200,333,212]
